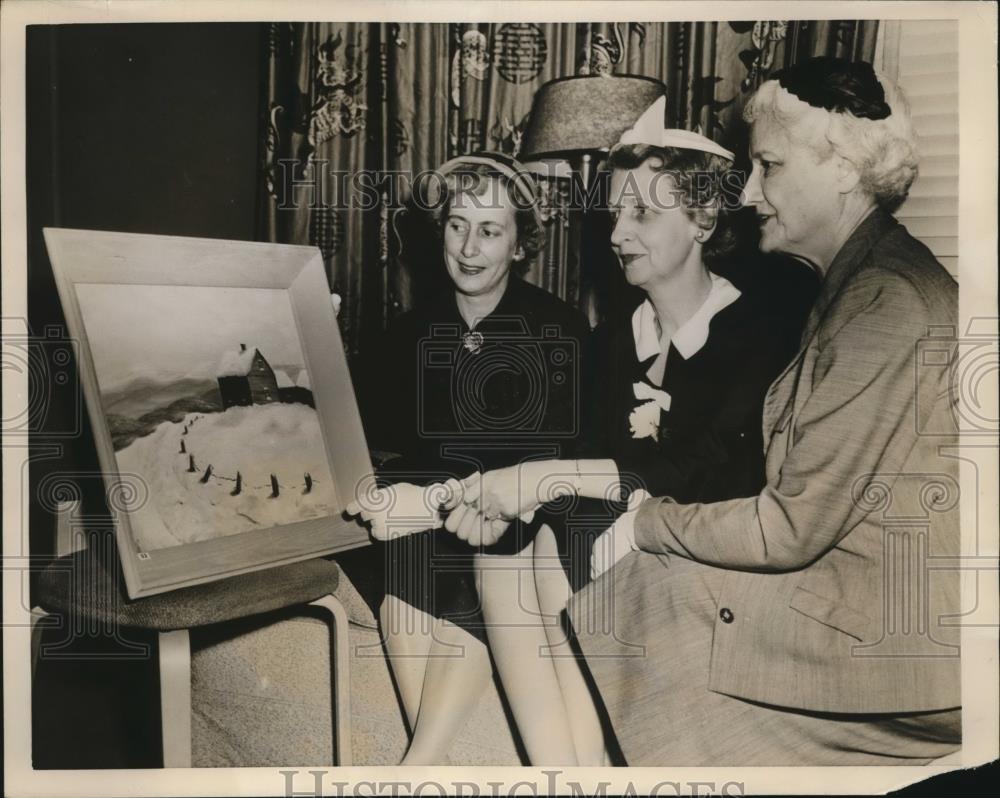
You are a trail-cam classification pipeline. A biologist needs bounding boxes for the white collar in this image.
[631,273,742,362]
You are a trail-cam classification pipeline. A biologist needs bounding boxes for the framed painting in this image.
[44,227,374,598]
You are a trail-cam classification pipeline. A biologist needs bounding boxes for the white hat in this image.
[618,96,735,161]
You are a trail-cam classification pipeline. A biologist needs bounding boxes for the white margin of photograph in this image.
[2,1,997,796]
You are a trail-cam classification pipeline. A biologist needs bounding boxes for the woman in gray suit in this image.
[453,56,962,765]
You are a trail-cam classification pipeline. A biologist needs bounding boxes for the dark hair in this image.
[605,143,737,265]
[427,155,546,272]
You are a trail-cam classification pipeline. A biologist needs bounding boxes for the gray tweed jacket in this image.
[573,208,961,715]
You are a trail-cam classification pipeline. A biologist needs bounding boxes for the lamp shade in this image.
[519,75,667,159]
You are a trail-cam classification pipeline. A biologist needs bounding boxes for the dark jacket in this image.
[363,275,590,478]
[582,268,814,503]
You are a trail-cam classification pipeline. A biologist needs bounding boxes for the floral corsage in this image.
[628,382,672,441]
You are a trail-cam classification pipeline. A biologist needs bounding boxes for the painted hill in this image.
[107,386,223,451]
[103,375,221,419]
[115,402,338,551]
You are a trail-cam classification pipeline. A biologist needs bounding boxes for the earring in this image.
[695,230,706,242]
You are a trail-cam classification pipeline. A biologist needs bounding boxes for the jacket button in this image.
[719,607,734,624]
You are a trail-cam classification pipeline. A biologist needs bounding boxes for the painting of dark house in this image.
[64,280,340,555]
[217,343,279,409]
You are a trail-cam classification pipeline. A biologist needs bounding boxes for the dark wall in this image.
[27,22,262,240]
[26,22,262,555]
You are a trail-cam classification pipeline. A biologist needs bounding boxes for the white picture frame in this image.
[44,227,374,598]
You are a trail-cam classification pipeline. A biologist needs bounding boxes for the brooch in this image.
[462,330,484,354]
[629,382,672,441]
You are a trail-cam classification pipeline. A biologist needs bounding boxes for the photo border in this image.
[3,1,996,796]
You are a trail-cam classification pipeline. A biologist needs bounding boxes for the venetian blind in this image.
[877,19,960,279]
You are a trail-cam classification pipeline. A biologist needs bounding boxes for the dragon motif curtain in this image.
[259,20,877,358]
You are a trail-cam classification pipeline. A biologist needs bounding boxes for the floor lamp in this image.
[519,75,666,318]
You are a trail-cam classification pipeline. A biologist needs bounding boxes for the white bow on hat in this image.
[618,96,736,161]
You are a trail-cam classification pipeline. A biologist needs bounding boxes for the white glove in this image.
[331,293,342,317]
[346,482,448,541]
[590,489,650,580]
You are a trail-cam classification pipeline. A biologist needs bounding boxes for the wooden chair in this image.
[31,501,352,766]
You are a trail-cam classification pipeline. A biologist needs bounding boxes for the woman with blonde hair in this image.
[450,56,961,765]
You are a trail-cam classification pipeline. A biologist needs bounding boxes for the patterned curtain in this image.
[259,20,877,358]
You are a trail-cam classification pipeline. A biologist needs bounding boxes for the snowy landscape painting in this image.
[75,282,338,552]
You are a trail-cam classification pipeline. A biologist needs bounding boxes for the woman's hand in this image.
[443,500,513,546]
[346,481,449,540]
[446,460,572,522]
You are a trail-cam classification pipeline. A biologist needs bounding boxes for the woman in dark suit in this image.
[350,153,589,764]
